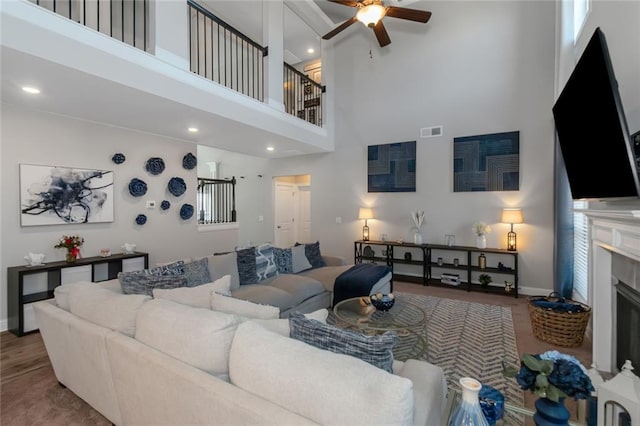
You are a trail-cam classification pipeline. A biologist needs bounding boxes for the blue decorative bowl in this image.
[370,293,395,311]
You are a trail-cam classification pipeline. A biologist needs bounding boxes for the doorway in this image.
[273,175,311,247]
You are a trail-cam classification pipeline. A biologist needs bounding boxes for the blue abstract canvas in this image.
[20,164,114,226]
[453,131,520,192]
[368,141,416,193]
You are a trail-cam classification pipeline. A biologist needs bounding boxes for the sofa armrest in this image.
[394,359,447,426]
[321,255,347,266]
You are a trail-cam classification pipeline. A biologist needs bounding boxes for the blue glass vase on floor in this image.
[533,397,570,426]
[449,377,490,426]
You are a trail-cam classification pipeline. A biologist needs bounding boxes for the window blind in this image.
[573,200,589,300]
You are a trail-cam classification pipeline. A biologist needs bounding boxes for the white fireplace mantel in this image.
[584,209,640,373]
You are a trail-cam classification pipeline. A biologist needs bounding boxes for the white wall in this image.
[268,1,558,293]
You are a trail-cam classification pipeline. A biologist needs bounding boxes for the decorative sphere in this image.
[370,293,395,311]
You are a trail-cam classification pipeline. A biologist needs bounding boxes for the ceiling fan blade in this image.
[322,16,358,40]
[373,20,391,47]
[385,6,432,23]
[327,0,361,7]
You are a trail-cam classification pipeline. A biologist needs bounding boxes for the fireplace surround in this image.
[585,210,640,373]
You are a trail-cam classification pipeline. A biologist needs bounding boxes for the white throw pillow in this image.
[229,321,414,425]
[135,299,239,378]
[210,293,280,320]
[291,244,313,273]
[67,285,151,336]
[152,275,232,308]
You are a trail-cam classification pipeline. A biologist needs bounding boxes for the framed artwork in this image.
[368,141,416,192]
[20,164,114,226]
[453,131,520,192]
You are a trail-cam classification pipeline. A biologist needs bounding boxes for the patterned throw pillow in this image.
[127,260,186,276]
[289,312,397,373]
[272,247,293,274]
[182,257,212,287]
[296,241,326,269]
[256,243,278,281]
[236,247,258,286]
[118,274,188,296]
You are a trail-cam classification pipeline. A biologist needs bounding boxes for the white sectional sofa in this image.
[34,280,447,426]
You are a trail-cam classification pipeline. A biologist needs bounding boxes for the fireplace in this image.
[586,210,640,373]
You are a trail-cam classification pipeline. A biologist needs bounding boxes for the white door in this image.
[274,182,296,247]
[298,186,312,243]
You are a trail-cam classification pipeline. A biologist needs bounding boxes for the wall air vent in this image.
[420,126,443,138]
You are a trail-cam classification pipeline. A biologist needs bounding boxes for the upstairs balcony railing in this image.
[284,63,325,127]
[188,0,266,102]
[197,177,237,224]
[29,0,148,51]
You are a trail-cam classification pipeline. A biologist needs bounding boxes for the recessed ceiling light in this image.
[266,146,275,151]
[307,48,315,54]
[188,127,199,133]
[22,86,40,94]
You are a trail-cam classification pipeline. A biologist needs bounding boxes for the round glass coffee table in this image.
[332,294,428,361]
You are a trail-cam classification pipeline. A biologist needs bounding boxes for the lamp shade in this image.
[501,208,524,224]
[358,207,374,220]
[356,4,386,27]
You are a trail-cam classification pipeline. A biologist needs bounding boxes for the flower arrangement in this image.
[505,351,594,402]
[54,235,84,261]
[411,211,425,228]
[472,222,491,236]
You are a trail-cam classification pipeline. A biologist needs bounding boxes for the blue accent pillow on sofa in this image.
[236,247,258,285]
[296,241,326,269]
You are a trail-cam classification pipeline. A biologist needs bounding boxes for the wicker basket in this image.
[528,292,591,347]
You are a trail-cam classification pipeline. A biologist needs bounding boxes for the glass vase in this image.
[476,235,487,249]
[449,377,490,426]
[413,230,423,245]
[65,250,77,263]
[533,397,570,426]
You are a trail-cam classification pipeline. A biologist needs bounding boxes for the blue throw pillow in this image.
[118,274,188,296]
[255,243,278,281]
[296,241,326,269]
[183,257,212,287]
[289,312,397,373]
[273,247,293,274]
[236,247,258,285]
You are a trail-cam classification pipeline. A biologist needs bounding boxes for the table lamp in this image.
[358,207,374,241]
[501,208,523,251]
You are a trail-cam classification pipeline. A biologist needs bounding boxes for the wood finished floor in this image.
[0,281,593,425]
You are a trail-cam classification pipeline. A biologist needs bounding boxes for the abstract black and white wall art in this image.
[453,131,520,192]
[20,164,114,226]
[368,141,416,192]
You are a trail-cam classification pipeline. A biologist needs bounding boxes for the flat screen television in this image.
[552,27,640,200]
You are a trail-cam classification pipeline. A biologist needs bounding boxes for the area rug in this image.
[329,293,524,425]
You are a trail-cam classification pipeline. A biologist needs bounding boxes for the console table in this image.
[354,240,519,298]
[7,252,148,336]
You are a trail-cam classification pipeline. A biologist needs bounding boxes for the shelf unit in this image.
[354,241,518,298]
[7,252,148,337]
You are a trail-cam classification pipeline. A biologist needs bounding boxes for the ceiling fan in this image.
[322,0,432,47]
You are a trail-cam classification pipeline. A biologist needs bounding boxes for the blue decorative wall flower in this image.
[180,203,194,220]
[135,214,147,225]
[182,153,197,170]
[168,177,187,196]
[160,200,171,210]
[145,157,165,175]
[112,153,126,164]
[128,178,147,197]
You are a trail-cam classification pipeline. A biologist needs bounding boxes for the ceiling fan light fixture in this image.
[356,4,385,28]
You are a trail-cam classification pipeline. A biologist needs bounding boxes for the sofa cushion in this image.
[255,243,278,282]
[291,244,313,273]
[118,273,188,296]
[152,275,232,308]
[289,312,398,373]
[266,274,326,306]
[297,264,353,292]
[210,293,280,319]
[127,260,186,276]
[135,299,239,378]
[182,257,212,287]
[207,252,240,291]
[231,285,295,310]
[272,247,293,274]
[236,247,257,285]
[68,285,151,336]
[296,241,326,269]
[229,321,414,425]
